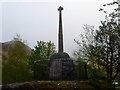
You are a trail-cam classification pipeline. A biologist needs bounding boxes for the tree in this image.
[95,18,120,80]
[99,0,120,20]
[29,41,56,70]
[2,35,33,84]
[74,24,96,59]
[29,41,56,80]
[74,25,106,79]
[97,0,120,80]
[74,0,120,80]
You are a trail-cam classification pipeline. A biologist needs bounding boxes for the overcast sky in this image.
[0,0,114,56]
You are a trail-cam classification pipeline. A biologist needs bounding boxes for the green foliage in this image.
[75,20,119,80]
[8,41,28,61]
[96,1,120,80]
[89,79,100,88]
[89,79,114,89]
[2,60,33,84]
[29,41,56,70]
[87,65,106,79]
[29,41,56,80]
[96,17,120,80]
[34,60,49,80]
[74,1,120,81]
[74,25,103,79]
[75,61,87,80]
[74,24,96,59]
[2,36,33,85]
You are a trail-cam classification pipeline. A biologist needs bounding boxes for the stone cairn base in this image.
[48,52,75,80]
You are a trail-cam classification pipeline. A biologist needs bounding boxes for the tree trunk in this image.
[109,34,114,80]
[106,39,109,80]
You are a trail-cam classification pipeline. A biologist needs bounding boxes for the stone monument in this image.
[48,6,75,80]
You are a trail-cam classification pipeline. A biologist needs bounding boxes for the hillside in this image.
[0,41,32,61]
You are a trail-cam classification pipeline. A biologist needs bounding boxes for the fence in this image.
[34,59,87,81]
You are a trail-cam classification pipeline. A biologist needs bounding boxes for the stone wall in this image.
[49,59,62,80]
[48,58,75,80]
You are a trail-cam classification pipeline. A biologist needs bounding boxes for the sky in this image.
[0,0,115,56]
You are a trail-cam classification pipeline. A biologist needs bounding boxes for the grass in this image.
[3,80,120,89]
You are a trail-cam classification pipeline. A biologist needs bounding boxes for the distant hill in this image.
[0,41,32,61]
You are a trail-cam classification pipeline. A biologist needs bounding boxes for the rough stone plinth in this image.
[48,52,75,80]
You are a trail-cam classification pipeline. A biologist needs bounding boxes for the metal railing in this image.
[34,59,87,81]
